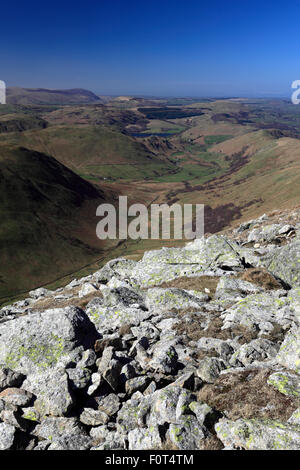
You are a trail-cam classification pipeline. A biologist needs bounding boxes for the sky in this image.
[0,0,299,97]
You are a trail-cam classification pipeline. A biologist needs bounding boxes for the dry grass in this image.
[31,288,103,312]
[119,323,133,336]
[155,275,220,296]
[198,435,224,450]
[237,267,283,290]
[173,305,286,349]
[158,439,180,451]
[158,436,224,451]
[197,369,299,422]
[158,434,223,451]
[174,310,258,345]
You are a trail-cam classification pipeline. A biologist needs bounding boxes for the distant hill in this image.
[0,123,173,182]
[0,146,111,300]
[6,87,102,105]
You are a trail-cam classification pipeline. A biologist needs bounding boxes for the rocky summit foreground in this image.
[0,211,299,450]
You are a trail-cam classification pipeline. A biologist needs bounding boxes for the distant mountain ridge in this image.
[6,87,102,105]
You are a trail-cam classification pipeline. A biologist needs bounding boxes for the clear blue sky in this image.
[1,0,299,97]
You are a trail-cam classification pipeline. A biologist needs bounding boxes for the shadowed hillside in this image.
[0,146,111,299]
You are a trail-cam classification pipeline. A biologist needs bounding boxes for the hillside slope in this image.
[0,146,111,300]
[0,125,174,181]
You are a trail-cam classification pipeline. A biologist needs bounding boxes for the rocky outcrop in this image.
[0,214,299,450]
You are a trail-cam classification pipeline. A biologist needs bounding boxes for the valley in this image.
[1,90,300,302]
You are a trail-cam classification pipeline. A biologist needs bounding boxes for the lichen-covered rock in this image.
[288,408,300,426]
[102,286,145,309]
[0,307,99,375]
[221,291,295,333]
[247,224,282,243]
[34,417,86,441]
[175,389,196,421]
[229,339,279,367]
[127,235,243,288]
[196,357,227,383]
[276,325,300,372]
[117,394,152,434]
[87,372,103,396]
[151,386,183,424]
[215,277,263,301]
[260,239,300,287]
[145,288,209,312]
[168,415,206,450]
[29,288,52,299]
[215,418,300,450]
[148,342,179,375]
[96,394,120,417]
[90,425,125,450]
[125,376,151,395]
[2,213,300,451]
[268,371,300,397]
[78,282,99,298]
[0,422,16,450]
[0,408,30,431]
[80,408,109,426]
[86,304,151,334]
[0,387,33,407]
[143,235,242,269]
[93,258,137,283]
[197,337,235,361]
[34,440,50,450]
[47,434,92,450]
[0,368,25,391]
[22,368,74,417]
[97,347,123,391]
[66,366,91,390]
[172,371,195,390]
[189,401,217,426]
[21,407,40,422]
[131,323,160,341]
[128,425,163,450]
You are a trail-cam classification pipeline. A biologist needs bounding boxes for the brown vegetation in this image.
[174,310,258,345]
[197,369,299,422]
[31,288,103,312]
[237,267,283,290]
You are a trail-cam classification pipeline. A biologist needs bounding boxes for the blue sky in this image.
[0,0,299,97]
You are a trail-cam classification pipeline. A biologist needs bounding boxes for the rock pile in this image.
[0,212,299,450]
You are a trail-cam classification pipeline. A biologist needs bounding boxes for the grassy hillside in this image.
[0,124,175,182]
[0,146,110,300]
[0,113,48,133]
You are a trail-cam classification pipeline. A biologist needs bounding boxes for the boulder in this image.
[268,371,300,397]
[215,418,300,450]
[276,325,300,372]
[196,357,227,383]
[145,288,209,312]
[168,415,206,450]
[22,368,74,417]
[128,425,163,450]
[0,422,16,450]
[80,408,109,426]
[0,307,99,376]
[0,368,25,391]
